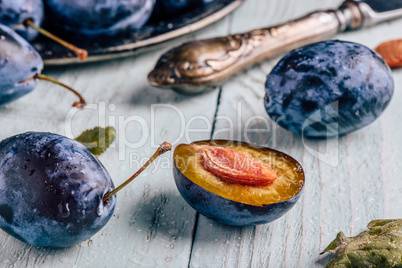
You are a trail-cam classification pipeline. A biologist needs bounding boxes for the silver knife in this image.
[148,0,402,94]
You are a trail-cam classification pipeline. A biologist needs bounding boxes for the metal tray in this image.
[33,0,242,66]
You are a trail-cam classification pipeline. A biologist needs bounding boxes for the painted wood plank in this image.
[0,11,229,268]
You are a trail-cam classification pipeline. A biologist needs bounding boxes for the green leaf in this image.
[74,126,116,156]
[321,219,402,268]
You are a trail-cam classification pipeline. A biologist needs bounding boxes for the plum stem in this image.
[34,73,86,109]
[103,141,172,203]
[25,19,88,61]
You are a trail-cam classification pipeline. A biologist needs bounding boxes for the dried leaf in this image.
[74,126,116,156]
[321,219,402,268]
[375,39,402,68]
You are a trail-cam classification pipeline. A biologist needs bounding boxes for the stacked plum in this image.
[0,24,43,105]
[264,40,394,138]
[0,0,215,40]
[152,0,214,19]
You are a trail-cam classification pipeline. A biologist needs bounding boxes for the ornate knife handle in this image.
[148,1,363,94]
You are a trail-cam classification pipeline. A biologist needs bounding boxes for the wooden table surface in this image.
[1,0,402,267]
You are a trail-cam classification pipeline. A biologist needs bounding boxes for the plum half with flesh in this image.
[264,40,394,138]
[173,140,304,226]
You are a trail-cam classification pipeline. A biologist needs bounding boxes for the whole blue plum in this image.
[45,0,156,36]
[0,0,44,41]
[0,24,43,106]
[0,132,116,247]
[264,40,394,138]
[174,168,303,226]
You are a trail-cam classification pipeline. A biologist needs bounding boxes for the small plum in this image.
[264,40,394,138]
[152,0,214,19]
[0,0,87,59]
[0,24,86,107]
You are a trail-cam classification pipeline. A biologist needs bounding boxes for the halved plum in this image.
[173,140,305,226]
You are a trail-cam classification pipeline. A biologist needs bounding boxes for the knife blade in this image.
[148,0,402,94]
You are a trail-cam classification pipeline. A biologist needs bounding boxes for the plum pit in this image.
[196,145,277,186]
